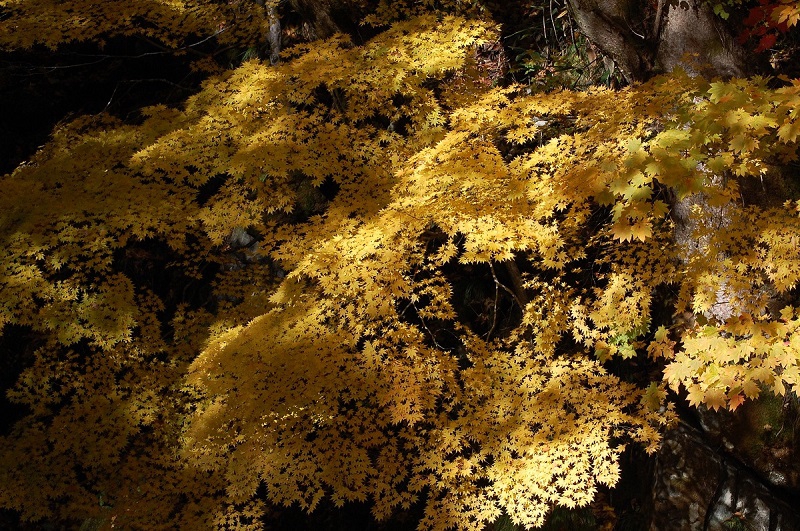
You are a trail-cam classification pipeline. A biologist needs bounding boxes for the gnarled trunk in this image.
[567,0,749,82]
[288,0,364,39]
[570,4,800,526]
[569,0,761,324]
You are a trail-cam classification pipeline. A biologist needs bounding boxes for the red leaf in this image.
[756,33,777,52]
[744,6,768,27]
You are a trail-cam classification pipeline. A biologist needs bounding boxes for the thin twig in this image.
[398,299,414,319]
[486,275,500,341]
[652,0,666,42]
[542,6,549,48]
[550,0,560,47]
[104,83,120,112]
[503,260,529,307]
[6,28,228,76]
[102,78,194,113]
[413,302,446,350]
[489,261,525,313]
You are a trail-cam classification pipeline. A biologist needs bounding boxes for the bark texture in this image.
[567,0,750,81]
[655,0,748,78]
[288,0,363,39]
[567,0,653,82]
[254,0,282,64]
[569,0,759,323]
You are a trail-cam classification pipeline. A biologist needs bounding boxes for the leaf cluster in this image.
[0,0,275,51]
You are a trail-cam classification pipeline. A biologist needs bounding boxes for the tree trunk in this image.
[287,0,364,40]
[567,0,750,82]
[654,0,748,78]
[569,0,764,323]
[254,0,282,64]
[566,0,654,82]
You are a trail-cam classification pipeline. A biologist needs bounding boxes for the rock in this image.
[227,227,255,248]
[694,396,800,491]
[651,422,800,530]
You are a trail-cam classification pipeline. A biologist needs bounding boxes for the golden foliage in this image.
[2,4,800,530]
[0,0,269,49]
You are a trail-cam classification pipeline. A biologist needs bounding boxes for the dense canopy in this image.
[1,0,800,529]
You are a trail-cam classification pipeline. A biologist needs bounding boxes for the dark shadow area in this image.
[0,325,39,435]
[0,37,206,175]
[264,498,426,531]
[610,445,657,531]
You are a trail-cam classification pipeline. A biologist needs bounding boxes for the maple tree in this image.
[1,0,800,529]
[736,0,800,51]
